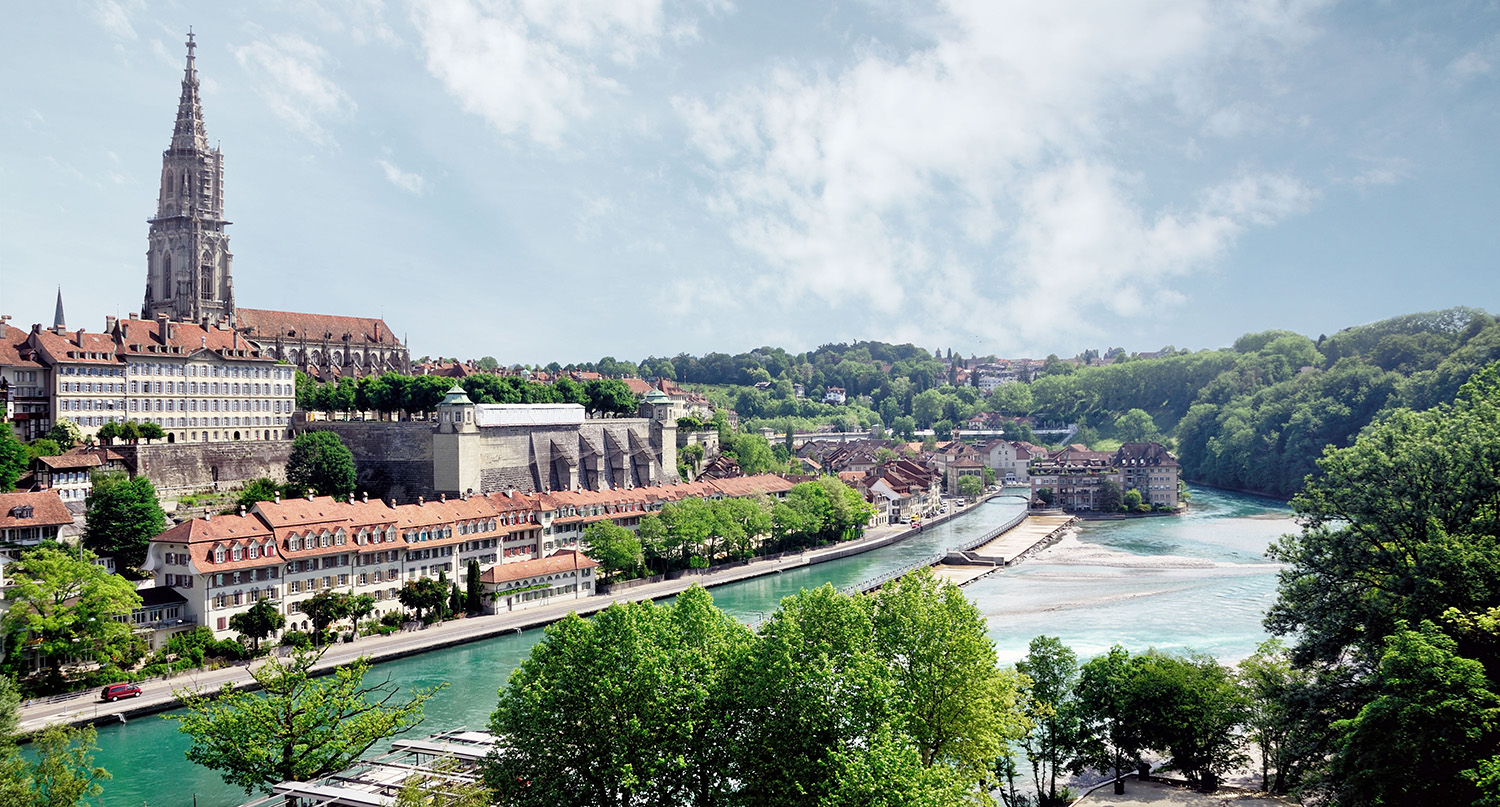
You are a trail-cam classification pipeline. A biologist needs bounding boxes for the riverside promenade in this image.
[15,503,1000,735]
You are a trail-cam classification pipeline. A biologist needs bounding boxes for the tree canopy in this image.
[171,648,441,795]
[285,431,357,501]
[82,471,167,572]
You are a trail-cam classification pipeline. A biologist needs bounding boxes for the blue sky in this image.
[2,1,1497,365]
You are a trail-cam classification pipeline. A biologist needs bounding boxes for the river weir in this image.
[78,487,1291,806]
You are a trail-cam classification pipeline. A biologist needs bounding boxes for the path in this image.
[1074,779,1292,807]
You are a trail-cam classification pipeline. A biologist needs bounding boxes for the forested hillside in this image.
[320,307,1500,499]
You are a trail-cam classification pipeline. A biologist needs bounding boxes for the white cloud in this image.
[676,0,1324,351]
[90,0,144,40]
[376,159,427,194]
[409,0,707,147]
[233,35,356,143]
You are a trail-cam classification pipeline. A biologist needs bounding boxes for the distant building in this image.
[0,491,73,589]
[1027,441,1181,511]
[823,386,846,404]
[30,447,130,504]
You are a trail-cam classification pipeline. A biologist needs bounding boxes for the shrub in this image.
[279,630,313,650]
[380,611,403,627]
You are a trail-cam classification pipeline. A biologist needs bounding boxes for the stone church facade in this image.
[142,34,410,379]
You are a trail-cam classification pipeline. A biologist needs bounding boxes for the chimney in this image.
[274,492,280,503]
[205,512,211,521]
[417,496,424,505]
[440,493,446,502]
[361,491,369,503]
[239,505,246,516]
[105,316,117,333]
[129,313,138,320]
[157,314,169,344]
[76,328,85,344]
[306,492,314,501]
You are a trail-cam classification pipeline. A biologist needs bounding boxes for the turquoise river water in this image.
[83,487,1291,806]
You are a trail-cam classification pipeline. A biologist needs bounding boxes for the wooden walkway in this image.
[930,514,1078,587]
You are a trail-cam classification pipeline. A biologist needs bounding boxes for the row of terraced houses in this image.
[144,474,796,642]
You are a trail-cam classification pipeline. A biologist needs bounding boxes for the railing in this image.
[837,510,1028,596]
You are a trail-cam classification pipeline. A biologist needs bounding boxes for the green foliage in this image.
[1,545,142,683]
[398,578,448,623]
[25,439,61,460]
[721,431,777,475]
[582,378,638,417]
[299,590,352,644]
[137,422,164,443]
[488,579,1025,806]
[170,648,441,795]
[1096,479,1122,513]
[0,426,27,492]
[228,478,284,514]
[45,420,81,450]
[1015,636,1079,807]
[464,560,483,614]
[957,474,983,498]
[0,724,110,807]
[285,431,357,501]
[82,471,166,571]
[581,521,643,583]
[228,599,285,653]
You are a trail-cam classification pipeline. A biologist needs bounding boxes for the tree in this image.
[0,724,111,807]
[0,426,27,492]
[1121,487,1143,511]
[228,599,285,654]
[582,379,638,417]
[229,478,284,513]
[486,587,751,807]
[399,578,448,623]
[1329,621,1500,806]
[1126,651,1248,790]
[464,560,483,615]
[581,522,642,583]
[171,647,441,795]
[81,471,167,572]
[1073,646,1141,795]
[1016,636,1080,807]
[349,593,376,635]
[2,546,143,684]
[1113,408,1162,443]
[957,474,983,498]
[285,431,357,501]
[45,419,81,449]
[1095,479,1122,513]
[870,567,1030,782]
[300,590,352,644]
[137,422,164,443]
[1236,639,1314,793]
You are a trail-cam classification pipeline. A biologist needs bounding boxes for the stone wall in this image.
[307,422,436,503]
[115,441,292,497]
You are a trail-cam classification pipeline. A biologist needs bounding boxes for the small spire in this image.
[53,287,65,330]
[172,28,209,152]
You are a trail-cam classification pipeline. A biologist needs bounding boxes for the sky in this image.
[1,1,1497,366]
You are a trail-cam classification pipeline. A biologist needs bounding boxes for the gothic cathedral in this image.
[143,32,235,329]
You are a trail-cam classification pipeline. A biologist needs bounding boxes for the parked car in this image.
[100,683,142,703]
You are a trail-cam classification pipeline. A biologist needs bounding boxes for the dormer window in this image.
[231,546,243,562]
[214,548,226,563]
[265,542,276,556]
[247,545,259,560]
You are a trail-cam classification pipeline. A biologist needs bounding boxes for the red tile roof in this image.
[0,491,73,529]
[235,308,401,346]
[481,550,598,584]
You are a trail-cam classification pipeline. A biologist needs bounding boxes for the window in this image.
[214,548,226,563]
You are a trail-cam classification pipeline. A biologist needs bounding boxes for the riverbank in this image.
[15,495,1016,735]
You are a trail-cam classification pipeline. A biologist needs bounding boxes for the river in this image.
[86,487,1290,806]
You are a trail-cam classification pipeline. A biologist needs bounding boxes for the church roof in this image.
[236,308,401,346]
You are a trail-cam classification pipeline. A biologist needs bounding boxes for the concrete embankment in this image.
[15,498,1011,735]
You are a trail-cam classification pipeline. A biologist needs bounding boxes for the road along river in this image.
[81,488,1290,806]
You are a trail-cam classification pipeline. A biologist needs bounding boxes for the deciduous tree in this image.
[1,546,142,682]
[581,522,642,583]
[82,471,167,571]
[171,648,440,795]
[228,599,285,653]
[285,431,357,501]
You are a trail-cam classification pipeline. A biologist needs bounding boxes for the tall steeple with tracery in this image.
[143,29,235,328]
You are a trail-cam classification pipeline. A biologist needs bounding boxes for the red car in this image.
[100,683,142,703]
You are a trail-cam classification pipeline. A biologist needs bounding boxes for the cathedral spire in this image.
[53,287,65,330]
[172,28,209,152]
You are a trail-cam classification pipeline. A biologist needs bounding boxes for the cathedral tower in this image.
[144,31,235,328]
